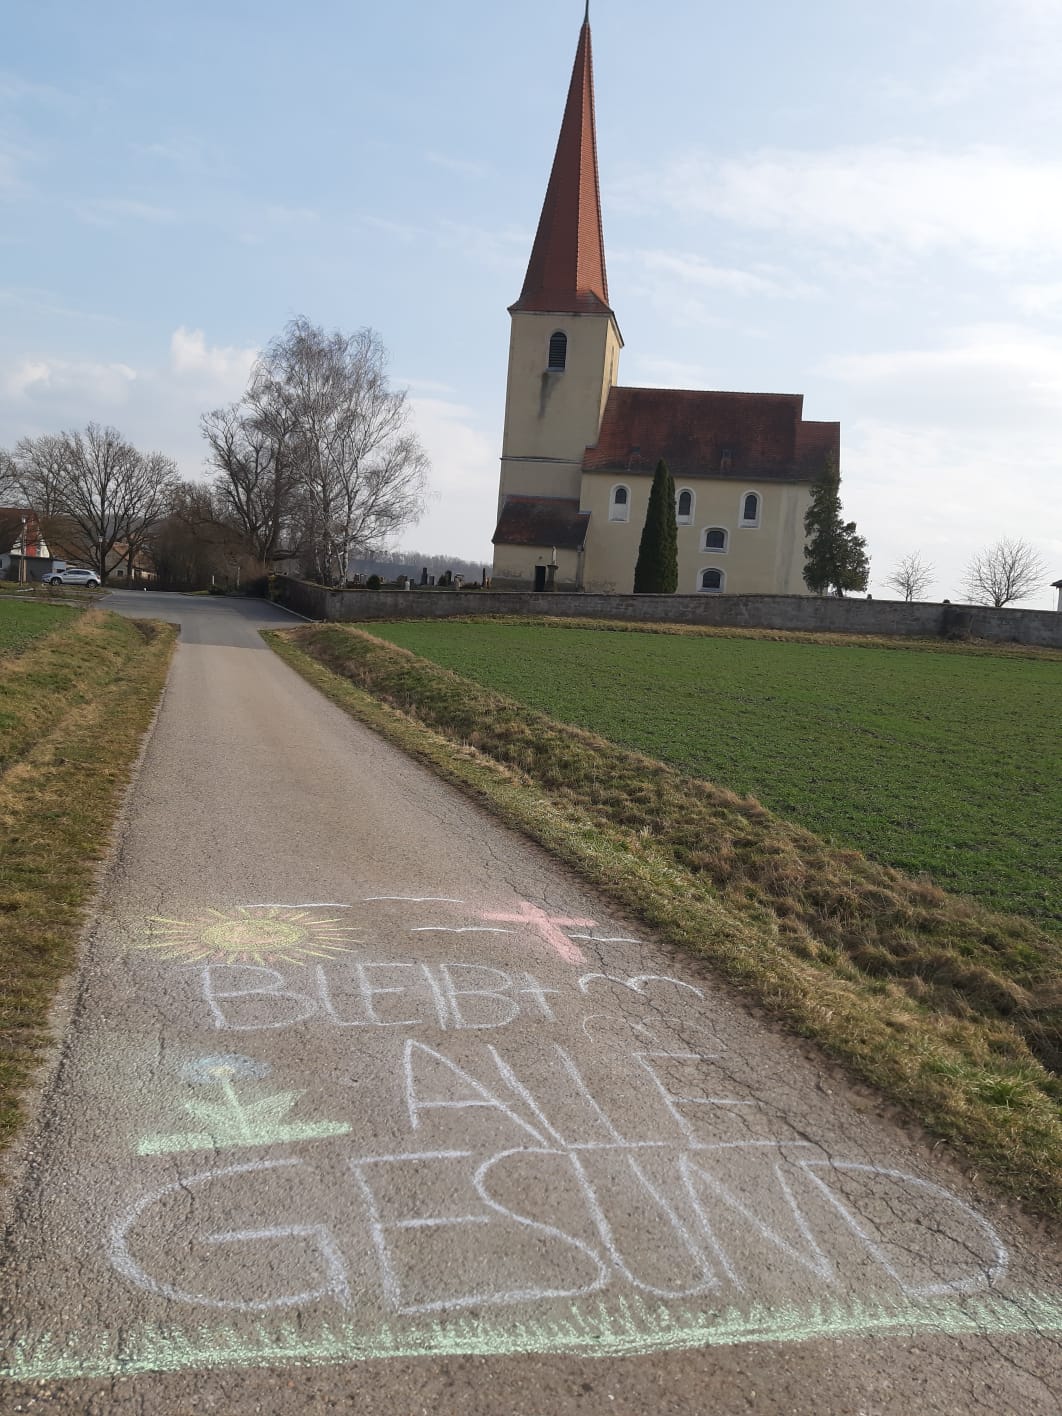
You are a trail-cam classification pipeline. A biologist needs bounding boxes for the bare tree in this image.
[147,479,242,589]
[11,424,178,581]
[0,450,24,554]
[252,318,429,585]
[884,551,934,602]
[962,537,1046,608]
[201,400,299,565]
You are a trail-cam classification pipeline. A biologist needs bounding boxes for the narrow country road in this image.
[1,592,1059,1414]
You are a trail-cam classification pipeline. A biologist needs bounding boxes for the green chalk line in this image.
[3,1290,1061,1383]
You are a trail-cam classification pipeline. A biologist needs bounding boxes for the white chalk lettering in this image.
[634,1051,756,1145]
[110,1158,351,1311]
[315,962,421,1027]
[436,963,521,1029]
[201,966,317,1032]
[403,1040,549,1145]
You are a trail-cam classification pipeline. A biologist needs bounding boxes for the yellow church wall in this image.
[497,310,622,510]
[491,545,582,590]
[579,473,813,595]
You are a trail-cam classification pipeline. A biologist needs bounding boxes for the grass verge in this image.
[270,623,1062,1219]
[0,608,176,1155]
[0,598,82,658]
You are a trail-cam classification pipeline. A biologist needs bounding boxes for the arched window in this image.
[548,331,567,371]
[676,488,694,525]
[703,527,728,552]
[740,491,761,527]
[699,568,725,593]
[609,484,630,522]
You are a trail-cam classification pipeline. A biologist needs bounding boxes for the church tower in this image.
[492,8,622,588]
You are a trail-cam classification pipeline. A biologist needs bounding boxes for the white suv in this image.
[44,568,101,588]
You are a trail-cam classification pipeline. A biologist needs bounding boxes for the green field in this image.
[364,621,1062,932]
[0,599,80,659]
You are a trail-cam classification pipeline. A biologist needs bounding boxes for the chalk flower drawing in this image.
[138,1056,351,1155]
[139,906,363,966]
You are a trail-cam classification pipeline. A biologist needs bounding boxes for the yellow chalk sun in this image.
[139,906,362,966]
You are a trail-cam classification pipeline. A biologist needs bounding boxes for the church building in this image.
[491,11,839,594]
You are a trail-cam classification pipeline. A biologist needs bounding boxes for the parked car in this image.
[43,567,101,588]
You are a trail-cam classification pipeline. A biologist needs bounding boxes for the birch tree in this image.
[254,319,429,585]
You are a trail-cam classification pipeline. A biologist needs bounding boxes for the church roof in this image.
[582,386,840,482]
[510,13,611,317]
[492,495,590,549]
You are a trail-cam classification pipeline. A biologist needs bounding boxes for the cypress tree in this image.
[803,458,869,596]
[633,459,679,593]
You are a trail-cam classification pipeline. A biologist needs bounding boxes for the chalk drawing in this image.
[579,972,705,999]
[410,926,515,935]
[350,1147,610,1314]
[199,960,574,1032]
[7,1290,1062,1382]
[110,1158,352,1311]
[580,1012,720,1052]
[138,906,363,965]
[568,934,642,944]
[481,901,594,964]
[797,1161,1008,1296]
[201,964,319,1031]
[137,1056,351,1155]
[243,902,353,909]
[314,961,423,1027]
[364,895,465,904]
[403,1040,550,1145]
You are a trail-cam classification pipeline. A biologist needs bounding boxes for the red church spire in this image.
[511,10,611,315]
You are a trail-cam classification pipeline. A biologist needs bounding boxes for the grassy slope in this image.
[271,624,1062,1217]
[0,608,176,1154]
[0,599,80,658]
[362,619,1062,934]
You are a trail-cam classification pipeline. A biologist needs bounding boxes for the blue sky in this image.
[2,0,1061,604]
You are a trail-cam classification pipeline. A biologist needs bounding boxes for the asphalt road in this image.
[1,592,1059,1415]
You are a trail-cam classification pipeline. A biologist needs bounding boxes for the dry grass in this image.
[0,609,176,1154]
[271,623,1062,1219]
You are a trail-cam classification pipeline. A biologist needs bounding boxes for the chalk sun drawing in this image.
[137,1056,351,1156]
[138,906,363,966]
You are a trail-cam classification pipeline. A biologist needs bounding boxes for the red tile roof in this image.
[510,17,611,316]
[492,496,590,549]
[582,387,840,482]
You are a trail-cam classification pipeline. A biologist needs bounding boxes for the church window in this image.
[740,492,761,527]
[703,527,727,552]
[548,331,568,371]
[676,488,694,524]
[699,568,725,592]
[609,484,630,522]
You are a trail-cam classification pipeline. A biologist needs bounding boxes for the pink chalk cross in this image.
[481,901,594,965]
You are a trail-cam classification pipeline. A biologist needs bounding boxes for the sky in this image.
[1,0,1061,605]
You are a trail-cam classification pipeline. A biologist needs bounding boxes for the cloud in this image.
[169,327,258,392]
[1012,281,1062,316]
[615,146,1062,259]
[843,417,1060,608]
[407,394,497,560]
[3,356,137,404]
[616,249,789,298]
[822,324,1062,425]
